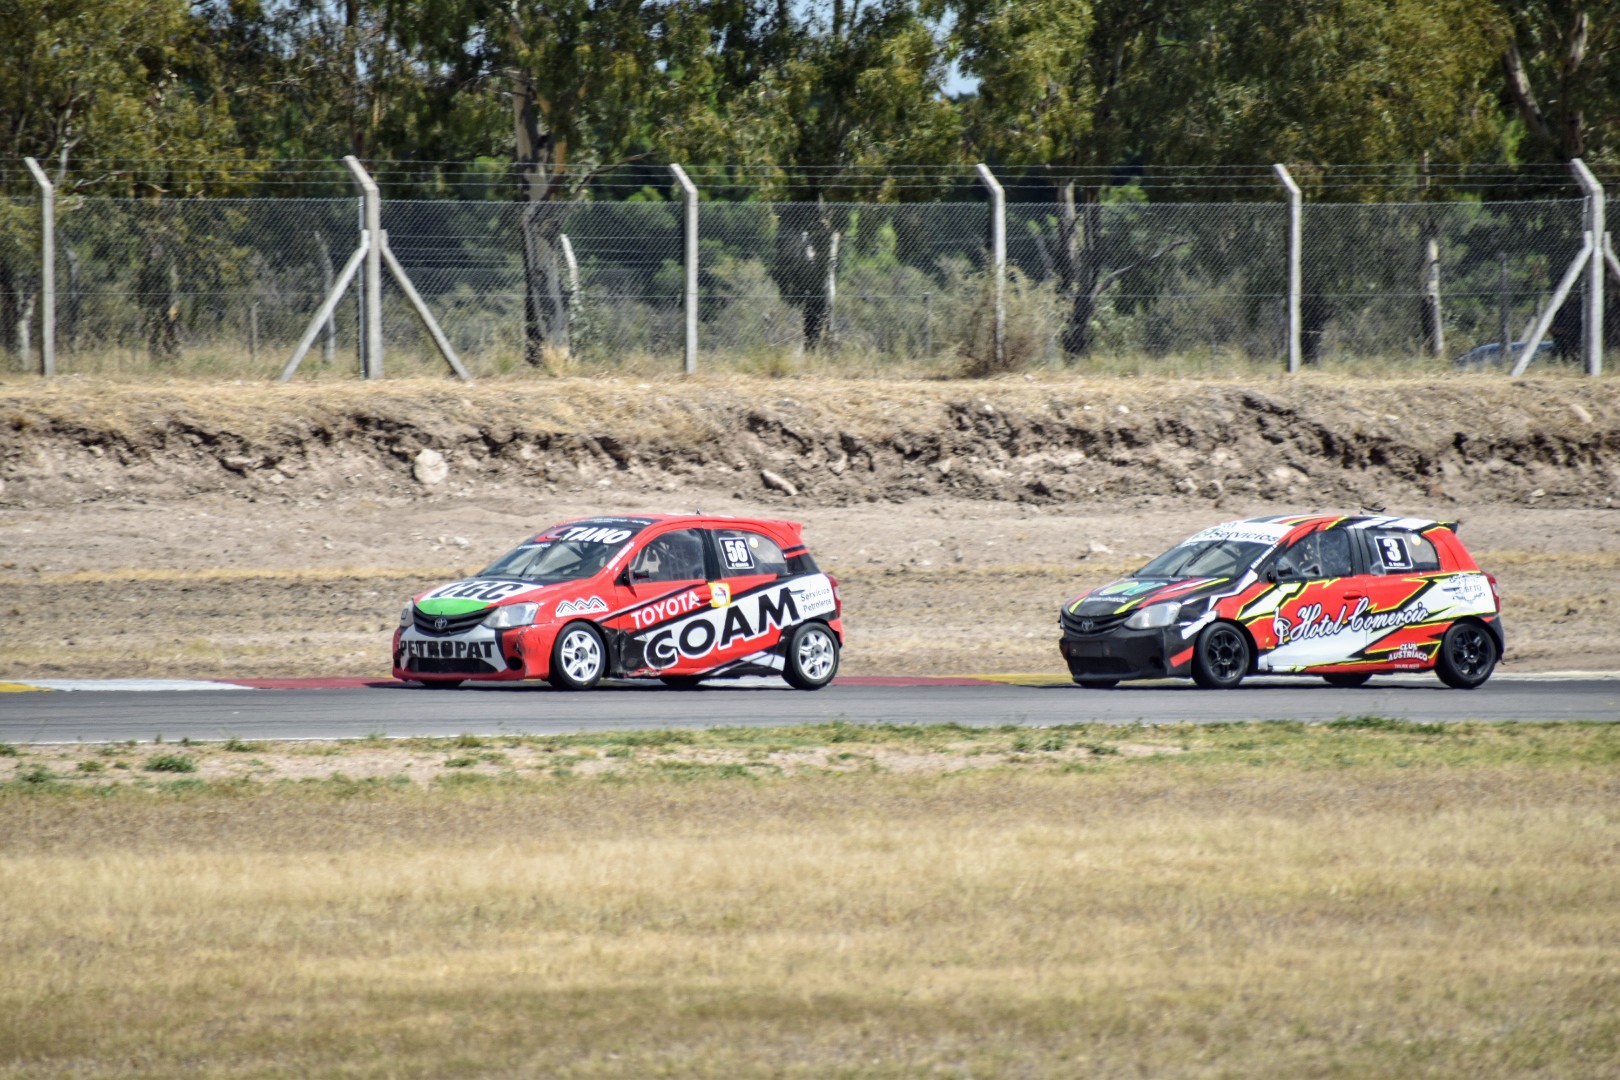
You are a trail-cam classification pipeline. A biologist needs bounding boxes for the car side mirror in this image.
[615,566,632,587]
[1263,566,1279,584]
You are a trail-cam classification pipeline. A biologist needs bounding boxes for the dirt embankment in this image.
[1,376,1617,680]
[2,376,1617,510]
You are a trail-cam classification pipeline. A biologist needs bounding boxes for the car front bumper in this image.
[1058,626,1196,683]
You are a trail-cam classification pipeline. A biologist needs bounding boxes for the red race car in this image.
[1059,514,1503,689]
[395,515,842,690]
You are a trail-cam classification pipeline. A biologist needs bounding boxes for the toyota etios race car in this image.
[1059,515,1503,690]
[394,515,843,690]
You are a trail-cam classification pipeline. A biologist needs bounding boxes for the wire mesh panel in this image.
[1,196,43,372]
[53,198,359,376]
[698,201,991,364]
[381,199,684,371]
[1301,199,1585,368]
[1008,200,1287,366]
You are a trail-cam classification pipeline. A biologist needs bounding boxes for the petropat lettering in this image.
[643,586,802,669]
[404,639,496,660]
[630,589,707,630]
[1274,597,1430,644]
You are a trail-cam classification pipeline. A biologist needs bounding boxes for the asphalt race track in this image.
[1,674,1615,744]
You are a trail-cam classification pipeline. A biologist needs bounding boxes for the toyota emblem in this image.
[433,616,448,631]
[1078,618,1096,632]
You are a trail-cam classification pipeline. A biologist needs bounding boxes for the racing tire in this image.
[1073,678,1121,689]
[1191,622,1250,689]
[783,621,839,691]
[1321,673,1372,688]
[550,622,607,691]
[659,675,705,690]
[1436,621,1497,689]
[416,679,464,689]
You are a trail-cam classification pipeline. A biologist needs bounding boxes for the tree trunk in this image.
[139,235,180,362]
[1058,183,1103,359]
[511,68,567,366]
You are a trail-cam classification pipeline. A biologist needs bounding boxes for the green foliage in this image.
[143,753,198,773]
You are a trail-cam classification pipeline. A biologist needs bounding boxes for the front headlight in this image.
[1124,601,1181,630]
[483,602,539,629]
[399,603,414,627]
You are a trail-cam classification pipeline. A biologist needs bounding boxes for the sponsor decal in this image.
[719,536,756,571]
[1441,574,1488,605]
[629,588,708,630]
[1184,521,1293,547]
[1273,597,1430,645]
[541,525,634,545]
[425,580,530,604]
[1097,580,1161,598]
[635,575,837,671]
[555,596,608,617]
[1388,643,1428,661]
[710,582,732,608]
[402,638,497,660]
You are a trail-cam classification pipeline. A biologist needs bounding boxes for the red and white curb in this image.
[3,672,1617,693]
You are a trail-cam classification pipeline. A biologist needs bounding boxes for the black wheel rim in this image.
[1206,627,1246,682]
[1449,626,1491,679]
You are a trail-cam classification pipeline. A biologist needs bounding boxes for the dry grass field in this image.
[2,721,1617,1078]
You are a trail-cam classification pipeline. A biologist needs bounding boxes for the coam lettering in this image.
[643,586,802,668]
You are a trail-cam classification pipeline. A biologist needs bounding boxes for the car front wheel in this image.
[550,623,606,690]
[784,622,839,690]
[1192,622,1250,689]
[1436,622,1497,689]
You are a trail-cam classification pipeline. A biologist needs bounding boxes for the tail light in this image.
[1486,573,1501,613]
[829,575,842,616]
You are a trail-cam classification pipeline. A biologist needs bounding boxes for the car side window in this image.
[714,529,789,577]
[1370,530,1440,574]
[1274,531,1353,581]
[630,529,707,583]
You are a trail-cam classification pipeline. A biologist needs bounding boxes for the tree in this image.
[1499,2,1620,164]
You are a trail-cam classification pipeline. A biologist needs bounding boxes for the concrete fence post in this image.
[23,157,55,377]
[1274,164,1303,373]
[1571,158,1605,376]
[976,164,1007,368]
[670,164,699,375]
[344,156,383,379]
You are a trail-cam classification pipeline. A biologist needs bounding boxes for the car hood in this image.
[1064,575,1234,617]
[413,578,609,619]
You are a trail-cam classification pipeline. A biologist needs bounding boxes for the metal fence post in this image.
[976,164,1006,368]
[670,164,699,375]
[1274,164,1303,373]
[1571,158,1604,376]
[344,156,383,379]
[23,158,55,377]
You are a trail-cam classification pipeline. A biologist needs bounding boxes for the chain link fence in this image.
[0,175,1609,377]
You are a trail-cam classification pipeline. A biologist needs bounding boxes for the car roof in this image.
[535,513,807,542]
[1241,513,1450,534]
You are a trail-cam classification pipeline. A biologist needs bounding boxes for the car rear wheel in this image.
[550,623,606,690]
[1436,622,1497,689]
[1321,673,1372,688]
[1192,622,1250,689]
[784,622,839,690]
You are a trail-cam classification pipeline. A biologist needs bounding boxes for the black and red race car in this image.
[1059,514,1503,689]
[394,514,842,690]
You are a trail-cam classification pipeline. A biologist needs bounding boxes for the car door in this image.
[1257,527,1368,672]
[1354,527,1447,668]
[611,527,715,674]
[706,527,799,665]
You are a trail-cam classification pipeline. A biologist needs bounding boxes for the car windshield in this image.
[1134,539,1268,580]
[477,520,646,583]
